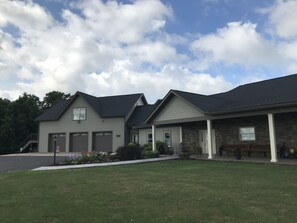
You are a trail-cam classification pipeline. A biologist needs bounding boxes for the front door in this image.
[199,130,216,154]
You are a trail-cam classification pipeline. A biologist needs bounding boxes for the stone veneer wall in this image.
[182,122,206,149]
[275,112,297,148]
[181,112,297,153]
[213,115,270,149]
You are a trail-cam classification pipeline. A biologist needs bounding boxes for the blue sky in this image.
[0,0,297,102]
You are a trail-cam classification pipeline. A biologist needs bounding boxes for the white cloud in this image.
[69,0,173,44]
[0,0,233,102]
[191,22,281,68]
[128,41,187,67]
[85,61,233,102]
[0,0,53,33]
[259,0,297,39]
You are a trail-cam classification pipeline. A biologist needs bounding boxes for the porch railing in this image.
[19,133,39,153]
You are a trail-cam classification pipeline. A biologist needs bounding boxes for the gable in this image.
[153,96,205,123]
[59,95,98,122]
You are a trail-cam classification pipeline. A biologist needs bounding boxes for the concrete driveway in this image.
[0,153,78,173]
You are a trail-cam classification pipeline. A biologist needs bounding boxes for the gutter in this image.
[205,101,297,116]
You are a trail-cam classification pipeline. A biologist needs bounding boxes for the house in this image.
[35,91,148,153]
[146,74,297,162]
[127,103,182,150]
[35,73,297,163]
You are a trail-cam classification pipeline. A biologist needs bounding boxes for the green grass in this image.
[1,160,297,223]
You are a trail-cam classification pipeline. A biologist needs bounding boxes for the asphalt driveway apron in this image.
[0,154,70,173]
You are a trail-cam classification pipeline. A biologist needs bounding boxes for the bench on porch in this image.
[219,143,273,157]
[250,144,271,157]
[219,144,252,156]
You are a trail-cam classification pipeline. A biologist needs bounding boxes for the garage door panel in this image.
[48,133,66,152]
[93,131,112,152]
[70,132,88,152]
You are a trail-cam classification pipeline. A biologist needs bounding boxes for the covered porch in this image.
[146,89,297,163]
[150,111,297,163]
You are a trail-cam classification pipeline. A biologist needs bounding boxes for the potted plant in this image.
[234,148,242,160]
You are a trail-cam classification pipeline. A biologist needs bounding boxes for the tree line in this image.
[0,91,71,154]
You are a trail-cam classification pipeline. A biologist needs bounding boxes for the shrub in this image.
[63,152,110,165]
[156,141,167,154]
[116,143,141,161]
[80,152,97,163]
[179,144,190,159]
[192,146,203,156]
[109,152,118,161]
[95,152,108,162]
[142,147,160,158]
[63,158,72,165]
[142,144,152,151]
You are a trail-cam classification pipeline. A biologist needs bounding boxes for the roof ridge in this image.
[228,73,297,91]
[77,91,144,99]
[97,93,143,99]
[171,89,208,97]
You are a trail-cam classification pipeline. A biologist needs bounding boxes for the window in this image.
[147,132,152,144]
[131,133,139,144]
[73,108,86,120]
[239,127,255,141]
[164,131,172,147]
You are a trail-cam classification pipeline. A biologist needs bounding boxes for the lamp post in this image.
[53,136,57,166]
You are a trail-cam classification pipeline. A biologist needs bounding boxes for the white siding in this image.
[138,126,181,150]
[154,96,204,122]
[38,96,125,152]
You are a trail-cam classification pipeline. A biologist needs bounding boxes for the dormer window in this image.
[73,108,86,121]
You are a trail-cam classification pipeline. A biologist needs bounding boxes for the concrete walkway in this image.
[33,155,179,171]
[191,155,297,165]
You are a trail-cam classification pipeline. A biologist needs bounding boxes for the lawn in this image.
[1,160,297,223]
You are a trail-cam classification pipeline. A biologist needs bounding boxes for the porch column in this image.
[207,119,213,159]
[268,113,278,162]
[179,126,183,143]
[152,124,156,151]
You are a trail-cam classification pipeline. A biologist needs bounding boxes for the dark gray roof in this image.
[78,91,147,118]
[35,99,68,122]
[171,90,225,112]
[211,74,297,113]
[127,104,157,128]
[147,73,297,121]
[35,91,146,121]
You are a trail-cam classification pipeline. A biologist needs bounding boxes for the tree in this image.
[42,91,72,108]
[0,98,13,152]
[1,93,41,153]
[12,93,41,142]
[0,91,71,154]
[0,98,10,127]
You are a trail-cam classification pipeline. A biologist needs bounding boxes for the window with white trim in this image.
[73,108,86,121]
[164,131,172,147]
[147,132,152,144]
[239,127,255,141]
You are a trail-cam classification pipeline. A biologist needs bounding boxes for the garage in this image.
[70,132,88,152]
[93,131,112,152]
[48,133,66,152]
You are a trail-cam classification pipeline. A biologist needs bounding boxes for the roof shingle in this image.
[35,92,145,121]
